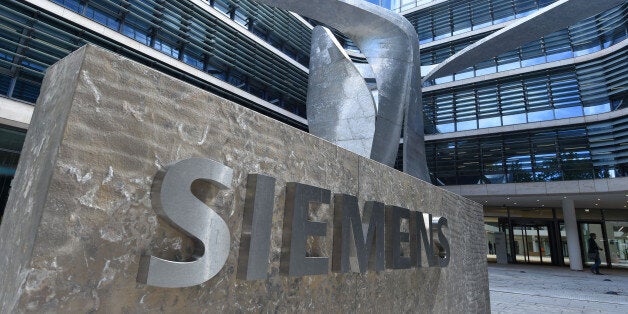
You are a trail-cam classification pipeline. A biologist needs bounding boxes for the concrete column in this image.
[562,199,582,270]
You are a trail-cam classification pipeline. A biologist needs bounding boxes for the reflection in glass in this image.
[580,223,608,267]
[605,221,628,269]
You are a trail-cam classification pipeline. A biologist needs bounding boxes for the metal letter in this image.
[385,205,412,269]
[435,216,450,267]
[280,182,331,276]
[332,195,385,273]
[410,212,438,267]
[237,174,276,280]
[138,158,232,288]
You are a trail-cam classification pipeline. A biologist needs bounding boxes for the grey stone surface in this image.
[0,45,489,313]
[489,264,628,314]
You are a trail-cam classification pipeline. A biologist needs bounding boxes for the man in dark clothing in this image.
[588,233,603,275]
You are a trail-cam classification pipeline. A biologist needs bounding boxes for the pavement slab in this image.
[489,264,628,314]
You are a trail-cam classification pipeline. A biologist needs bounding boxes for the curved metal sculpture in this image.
[423,0,626,83]
[306,26,378,159]
[256,0,429,181]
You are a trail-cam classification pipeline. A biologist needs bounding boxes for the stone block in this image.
[0,45,489,313]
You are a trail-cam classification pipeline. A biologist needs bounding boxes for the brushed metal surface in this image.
[237,174,276,280]
[256,0,429,181]
[435,216,450,267]
[411,212,438,267]
[281,182,331,276]
[385,205,413,269]
[138,158,233,288]
[306,26,377,158]
[332,195,386,273]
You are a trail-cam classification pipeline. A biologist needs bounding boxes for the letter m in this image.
[331,194,385,273]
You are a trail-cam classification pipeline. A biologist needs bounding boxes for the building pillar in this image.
[562,199,582,270]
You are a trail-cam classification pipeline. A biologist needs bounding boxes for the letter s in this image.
[137,158,232,288]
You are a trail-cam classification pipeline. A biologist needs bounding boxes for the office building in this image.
[0,0,626,268]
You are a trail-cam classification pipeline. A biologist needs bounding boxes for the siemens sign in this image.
[137,158,450,288]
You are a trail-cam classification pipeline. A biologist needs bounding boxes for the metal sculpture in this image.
[256,0,429,181]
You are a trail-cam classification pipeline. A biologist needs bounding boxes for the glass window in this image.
[481,137,506,183]
[520,39,545,67]
[583,102,611,115]
[532,131,559,181]
[515,0,538,17]
[416,12,433,44]
[475,58,496,76]
[497,50,520,72]
[492,0,515,24]
[122,14,152,45]
[432,8,452,40]
[500,81,526,125]
[85,4,120,30]
[51,0,84,13]
[436,93,454,133]
[605,221,628,268]
[524,76,551,120]
[470,0,492,29]
[451,4,471,35]
[580,223,608,266]
[11,79,40,103]
[543,30,573,62]
[182,45,205,70]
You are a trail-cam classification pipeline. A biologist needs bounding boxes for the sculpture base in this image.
[0,45,489,312]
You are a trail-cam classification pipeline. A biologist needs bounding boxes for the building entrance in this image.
[509,220,561,265]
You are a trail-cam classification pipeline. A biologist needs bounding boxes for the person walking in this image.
[588,233,603,275]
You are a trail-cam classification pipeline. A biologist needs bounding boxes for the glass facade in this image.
[484,207,628,268]
[423,52,627,134]
[420,4,628,85]
[0,1,626,271]
[405,0,559,44]
[426,118,628,185]
[0,0,311,122]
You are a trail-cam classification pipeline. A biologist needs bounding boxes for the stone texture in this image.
[0,45,489,313]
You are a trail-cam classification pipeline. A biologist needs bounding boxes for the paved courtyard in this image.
[489,264,628,313]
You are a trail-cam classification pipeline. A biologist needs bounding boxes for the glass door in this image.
[605,221,628,268]
[513,225,529,263]
[580,223,608,267]
[512,222,554,264]
[537,225,552,264]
